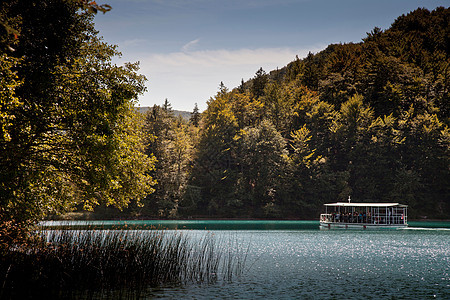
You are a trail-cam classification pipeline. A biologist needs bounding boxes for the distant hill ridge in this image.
[136,106,192,120]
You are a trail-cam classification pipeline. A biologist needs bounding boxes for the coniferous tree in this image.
[190,103,201,127]
[251,67,268,100]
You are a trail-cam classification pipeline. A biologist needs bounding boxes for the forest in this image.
[116,7,448,220]
[1,3,449,245]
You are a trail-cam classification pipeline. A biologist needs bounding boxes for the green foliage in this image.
[0,54,21,142]
[180,7,449,219]
[233,120,288,217]
[141,101,194,218]
[189,90,239,215]
[46,6,448,221]
[0,0,155,244]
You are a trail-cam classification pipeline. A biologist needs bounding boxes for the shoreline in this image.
[48,213,450,222]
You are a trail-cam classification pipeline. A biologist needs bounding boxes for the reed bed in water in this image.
[0,227,245,299]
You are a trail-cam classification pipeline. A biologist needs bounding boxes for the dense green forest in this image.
[1,3,449,240]
[118,7,448,220]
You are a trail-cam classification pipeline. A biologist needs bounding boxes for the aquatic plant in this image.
[0,228,245,299]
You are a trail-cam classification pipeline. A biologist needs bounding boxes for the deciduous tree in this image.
[0,0,155,245]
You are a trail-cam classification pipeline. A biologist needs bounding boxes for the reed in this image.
[0,227,245,299]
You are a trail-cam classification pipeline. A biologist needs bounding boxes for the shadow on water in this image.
[41,220,321,230]
[407,221,450,230]
[40,220,450,231]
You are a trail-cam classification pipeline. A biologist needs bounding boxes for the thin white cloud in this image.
[122,38,148,47]
[125,46,325,111]
[181,38,200,52]
[146,47,315,68]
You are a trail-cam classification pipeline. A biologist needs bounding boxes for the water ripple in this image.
[148,229,449,299]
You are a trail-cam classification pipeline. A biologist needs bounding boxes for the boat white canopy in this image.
[324,202,408,208]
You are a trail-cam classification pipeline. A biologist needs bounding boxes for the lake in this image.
[42,220,450,299]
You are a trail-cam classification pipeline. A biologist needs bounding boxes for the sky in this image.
[93,0,448,111]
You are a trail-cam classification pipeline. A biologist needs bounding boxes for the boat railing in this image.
[320,213,407,225]
[320,214,333,222]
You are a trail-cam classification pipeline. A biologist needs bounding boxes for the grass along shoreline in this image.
[0,228,247,299]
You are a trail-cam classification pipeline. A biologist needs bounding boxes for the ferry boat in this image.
[319,197,408,229]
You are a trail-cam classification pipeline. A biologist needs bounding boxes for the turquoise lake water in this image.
[42,220,450,299]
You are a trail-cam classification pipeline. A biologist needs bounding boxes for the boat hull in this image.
[319,222,408,230]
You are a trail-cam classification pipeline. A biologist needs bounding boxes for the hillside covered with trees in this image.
[2,4,448,234]
[130,7,448,220]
